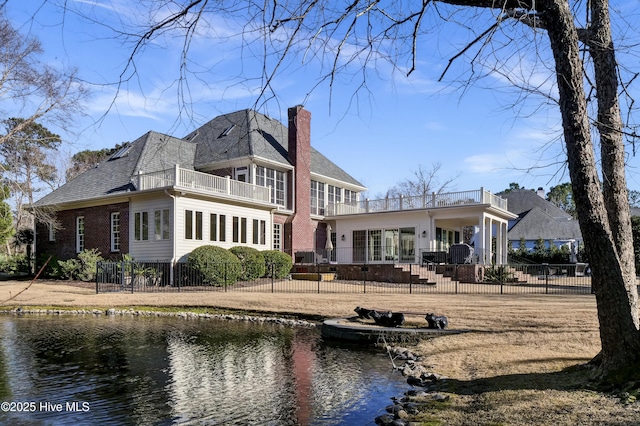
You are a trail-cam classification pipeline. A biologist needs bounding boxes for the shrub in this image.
[187,245,241,286]
[0,254,30,275]
[230,246,266,280]
[262,250,292,279]
[57,258,81,280]
[57,249,104,281]
[35,254,60,278]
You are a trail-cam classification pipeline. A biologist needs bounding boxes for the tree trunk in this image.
[587,0,639,328]
[542,0,640,381]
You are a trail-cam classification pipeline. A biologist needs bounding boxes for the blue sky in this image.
[7,1,640,198]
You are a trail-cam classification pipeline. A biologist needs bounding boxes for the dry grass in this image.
[1,279,640,425]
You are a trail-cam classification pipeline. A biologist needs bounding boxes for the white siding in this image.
[175,196,273,261]
[130,196,173,261]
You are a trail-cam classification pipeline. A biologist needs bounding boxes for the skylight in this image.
[109,144,131,160]
[218,124,236,138]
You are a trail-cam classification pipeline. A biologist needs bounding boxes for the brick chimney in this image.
[285,106,316,258]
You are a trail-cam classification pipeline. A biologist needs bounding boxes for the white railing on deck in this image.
[133,166,272,204]
[326,188,507,216]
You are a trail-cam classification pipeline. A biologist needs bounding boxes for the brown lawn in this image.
[1,279,639,425]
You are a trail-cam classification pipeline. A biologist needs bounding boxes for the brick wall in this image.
[36,202,129,261]
[286,105,317,255]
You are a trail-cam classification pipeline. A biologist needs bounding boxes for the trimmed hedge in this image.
[262,250,292,279]
[230,246,266,280]
[187,245,241,286]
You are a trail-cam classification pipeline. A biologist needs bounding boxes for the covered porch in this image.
[324,189,516,265]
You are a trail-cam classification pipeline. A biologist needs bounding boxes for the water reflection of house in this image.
[34,105,515,272]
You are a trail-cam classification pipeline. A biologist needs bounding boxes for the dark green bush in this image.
[230,246,266,280]
[187,245,241,286]
[262,250,292,279]
[56,248,104,281]
[0,254,29,274]
[35,254,60,278]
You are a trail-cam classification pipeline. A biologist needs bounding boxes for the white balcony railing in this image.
[133,166,273,204]
[325,188,507,216]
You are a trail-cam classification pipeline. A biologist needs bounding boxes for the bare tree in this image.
[64,1,640,384]
[0,10,86,145]
[386,163,457,198]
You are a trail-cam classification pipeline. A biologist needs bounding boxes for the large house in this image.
[34,105,517,275]
[35,106,365,264]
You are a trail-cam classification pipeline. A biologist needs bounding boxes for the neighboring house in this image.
[34,106,366,264]
[499,188,582,257]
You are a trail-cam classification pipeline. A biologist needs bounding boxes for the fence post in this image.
[317,262,320,294]
[409,264,413,294]
[95,261,100,294]
[177,263,181,292]
[120,260,124,291]
[271,263,274,293]
[130,261,134,294]
[543,263,549,294]
[362,265,367,294]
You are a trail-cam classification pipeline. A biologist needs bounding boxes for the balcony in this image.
[325,188,508,216]
[132,166,273,205]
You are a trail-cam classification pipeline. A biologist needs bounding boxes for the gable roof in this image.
[507,206,582,241]
[34,131,195,207]
[499,189,572,219]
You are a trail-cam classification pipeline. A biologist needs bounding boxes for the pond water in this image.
[0,315,408,425]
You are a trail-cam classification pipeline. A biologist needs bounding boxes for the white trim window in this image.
[328,185,342,205]
[344,189,357,205]
[256,166,286,206]
[48,223,56,242]
[154,209,170,240]
[110,212,120,252]
[273,223,282,251]
[76,216,85,253]
[311,180,325,215]
[134,211,149,241]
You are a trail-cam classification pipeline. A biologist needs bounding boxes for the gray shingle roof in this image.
[35,109,364,207]
[34,131,195,207]
[186,109,364,186]
[499,189,572,218]
[507,207,582,241]
[187,109,289,166]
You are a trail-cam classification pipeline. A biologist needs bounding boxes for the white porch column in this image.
[501,221,509,264]
[477,213,486,264]
[484,215,493,264]
[495,219,504,264]
[430,215,437,251]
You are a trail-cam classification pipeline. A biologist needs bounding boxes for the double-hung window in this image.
[154,209,170,240]
[134,212,149,241]
[76,216,85,253]
[111,212,120,251]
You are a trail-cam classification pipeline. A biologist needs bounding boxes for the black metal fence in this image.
[95,261,599,295]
